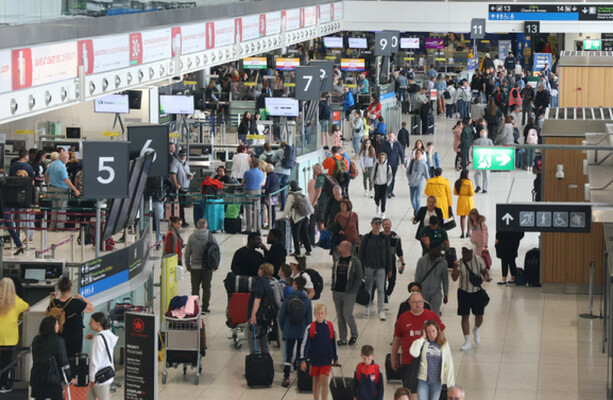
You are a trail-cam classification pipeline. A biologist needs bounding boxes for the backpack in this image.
[308,320,335,339]
[281,145,296,169]
[526,128,539,145]
[332,157,348,184]
[319,101,332,120]
[293,192,315,217]
[256,283,279,326]
[322,174,338,199]
[303,269,324,300]
[349,161,359,179]
[45,298,74,333]
[202,234,220,270]
[287,295,305,325]
[443,90,451,100]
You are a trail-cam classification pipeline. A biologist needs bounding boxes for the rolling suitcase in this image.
[524,248,541,287]
[245,326,274,387]
[385,353,402,382]
[69,353,90,387]
[224,217,242,234]
[410,115,421,135]
[204,198,224,232]
[425,114,435,135]
[297,361,313,392]
[329,365,353,400]
[276,218,292,253]
[228,292,250,326]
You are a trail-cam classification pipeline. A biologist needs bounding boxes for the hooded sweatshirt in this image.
[371,158,392,186]
[185,228,217,269]
[414,254,449,299]
[406,157,430,187]
[89,329,119,385]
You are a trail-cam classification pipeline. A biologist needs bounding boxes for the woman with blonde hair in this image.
[468,209,488,256]
[409,320,455,400]
[0,278,29,393]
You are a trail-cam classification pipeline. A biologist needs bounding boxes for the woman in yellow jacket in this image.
[424,167,453,220]
[454,169,475,238]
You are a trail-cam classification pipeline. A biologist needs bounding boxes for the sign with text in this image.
[524,21,540,34]
[78,34,130,75]
[83,142,129,199]
[532,53,552,74]
[340,58,365,71]
[172,23,207,56]
[125,312,158,400]
[243,57,267,70]
[266,11,281,35]
[129,28,171,66]
[473,147,515,170]
[285,8,301,31]
[127,125,169,178]
[467,57,479,71]
[309,60,334,92]
[295,66,321,100]
[275,57,300,70]
[12,42,78,90]
[401,37,420,49]
[0,50,10,94]
[374,31,395,56]
[496,203,591,233]
[489,4,613,21]
[425,38,444,49]
[471,18,486,39]
[583,39,602,50]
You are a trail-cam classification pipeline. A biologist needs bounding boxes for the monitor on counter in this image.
[348,38,367,49]
[24,268,46,282]
[94,94,130,114]
[324,37,343,48]
[401,37,420,49]
[265,97,299,117]
[159,95,195,115]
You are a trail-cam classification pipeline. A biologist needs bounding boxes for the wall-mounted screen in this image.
[243,57,268,70]
[159,95,195,115]
[265,97,299,117]
[340,58,365,71]
[275,58,300,70]
[425,38,444,49]
[324,37,343,48]
[94,94,129,114]
[348,38,367,49]
[401,37,420,49]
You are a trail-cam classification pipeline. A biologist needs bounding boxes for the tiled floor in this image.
[7,115,607,399]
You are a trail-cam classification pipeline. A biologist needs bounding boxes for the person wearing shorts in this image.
[300,304,339,400]
[451,247,491,351]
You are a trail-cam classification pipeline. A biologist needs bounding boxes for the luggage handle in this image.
[330,364,346,389]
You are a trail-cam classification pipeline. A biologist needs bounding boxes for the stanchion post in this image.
[42,209,47,254]
[95,200,101,258]
[71,235,75,262]
[267,193,273,229]
[80,225,85,262]
[51,243,56,259]
[580,261,599,319]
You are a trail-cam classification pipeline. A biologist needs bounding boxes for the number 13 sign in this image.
[83,142,129,199]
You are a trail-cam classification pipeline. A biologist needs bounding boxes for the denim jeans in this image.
[248,323,269,354]
[291,217,312,255]
[445,104,455,118]
[352,135,362,155]
[417,379,442,400]
[363,167,373,191]
[364,267,386,313]
[409,183,423,215]
[2,210,22,248]
[278,174,290,211]
[152,200,164,243]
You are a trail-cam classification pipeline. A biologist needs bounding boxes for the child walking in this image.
[353,345,384,400]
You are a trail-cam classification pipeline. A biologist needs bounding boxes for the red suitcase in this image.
[228,292,250,326]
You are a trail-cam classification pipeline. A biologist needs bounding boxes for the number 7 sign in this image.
[295,66,321,100]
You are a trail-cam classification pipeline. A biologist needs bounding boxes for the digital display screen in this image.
[348,38,367,49]
[401,37,420,49]
[265,97,299,117]
[324,37,343,48]
[24,268,45,281]
[159,95,195,115]
[94,94,130,114]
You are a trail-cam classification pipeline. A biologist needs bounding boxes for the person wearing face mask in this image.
[370,153,393,219]
[406,148,430,217]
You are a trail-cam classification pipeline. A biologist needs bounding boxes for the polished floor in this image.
[7,115,607,400]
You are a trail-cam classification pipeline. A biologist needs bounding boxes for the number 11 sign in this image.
[471,18,486,40]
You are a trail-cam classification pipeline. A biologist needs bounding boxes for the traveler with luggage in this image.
[371,153,393,218]
[278,180,314,256]
[353,345,384,400]
[351,109,364,155]
[271,141,295,211]
[332,199,360,258]
[262,164,280,228]
[444,82,456,119]
[86,312,118,400]
[381,218,405,305]
[248,264,278,355]
[408,320,455,400]
[472,129,494,193]
[458,118,473,171]
[169,149,193,227]
[30,316,72,400]
[419,216,450,256]
[279,276,312,387]
[495,231,525,285]
[468,209,488,257]
[0,278,29,394]
[185,219,220,314]
[332,241,363,346]
[414,244,449,315]
[262,228,287,278]
[412,196,444,242]
[46,276,94,358]
[379,132,406,198]
[164,216,184,265]
[231,232,266,277]
[299,304,339,400]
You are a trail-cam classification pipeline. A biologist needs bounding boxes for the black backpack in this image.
[256,284,279,325]
[287,295,305,325]
[322,174,338,199]
[202,235,220,270]
[303,269,324,300]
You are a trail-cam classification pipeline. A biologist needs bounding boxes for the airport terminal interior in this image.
[1,1,613,400]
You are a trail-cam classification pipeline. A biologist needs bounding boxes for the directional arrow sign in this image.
[502,213,514,225]
[473,147,515,171]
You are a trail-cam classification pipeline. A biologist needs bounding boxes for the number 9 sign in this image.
[83,142,129,199]
[375,31,397,57]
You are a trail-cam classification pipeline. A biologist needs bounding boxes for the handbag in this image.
[481,249,492,270]
[94,334,115,384]
[355,279,370,306]
[462,260,490,307]
[443,207,456,230]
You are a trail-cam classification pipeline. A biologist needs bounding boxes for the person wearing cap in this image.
[169,149,193,227]
[242,157,264,233]
[278,180,313,256]
[359,217,393,321]
[419,215,449,256]
[230,144,251,182]
[414,244,449,315]
[451,247,491,351]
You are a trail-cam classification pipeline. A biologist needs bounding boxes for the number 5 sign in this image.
[295,66,322,101]
[82,142,129,199]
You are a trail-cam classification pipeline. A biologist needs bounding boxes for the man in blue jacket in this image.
[342,86,355,120]
[379,132,406,198]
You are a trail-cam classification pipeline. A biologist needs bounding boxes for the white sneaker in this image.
[381,213,386,219]
[460,341,472,351]
[369,191,374,198]
[473,328,481,344]
[364,307,370,317]
[384,302,390,311]
[364,192,369,197]
[379,311,386,321]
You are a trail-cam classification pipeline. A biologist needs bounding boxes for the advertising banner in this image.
[276,57,300,70]
[532,52,552,74]
[78,34,130,75]
[214,18,235,47]
[333,2,343,20]
[173,23,206,55]
[266,11,281,35]
[125,313,158,400]
[340,58,365,71]
[238,15,262,42]
[160,254,178,321]
[498,39,512,61]
[425,38,444,49]
[467,57,479,71]
[129,28,171,66]
[303,6,316,27]
[12,42,77,90]
[318,5,331,23]
[0,50,11,93]
[285,9,301,31]
[401,38,420,49]
[243,57,267,69]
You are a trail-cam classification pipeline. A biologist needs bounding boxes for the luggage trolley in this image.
[162,314,203,385]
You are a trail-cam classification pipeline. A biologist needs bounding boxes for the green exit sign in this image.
[583,39,602,51]
[473,147,515,171]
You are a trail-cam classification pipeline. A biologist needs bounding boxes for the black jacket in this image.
[30,335,71,398]
[397,128,410,148]
[534,90,550,111]
[264,242,287,278]
[358,232,392,272]
[414,206,444,240]
[231,246,265,277]
[495,231,525,260]
[238,119,258,137]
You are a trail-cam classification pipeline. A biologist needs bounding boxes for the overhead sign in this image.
[12,42,78,90]
[473,147,515,171]
[129,28,171,66]
[496,203,591,233]
[265,97,299,117]
[171,23,207,56]
[83,142,130,199]
[310,60,334,92]
[276,57,300,70]
[467,57,479,71]
[583,39,602,50]
[374,31,395,56]
[488,4,613,21]
[340,58,365,71]
[425,38,444,49]
[295,66,322,101]
[471,18,486,39]
[524,21,540,34]
[127,125,169,178]
[125,312,158,400]
[400,38,420,49]
[0,50,10,94]
[243,57,267,70]
[78,34,130,75]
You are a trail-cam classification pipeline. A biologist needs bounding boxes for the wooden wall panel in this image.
[560,66,613,108]
[543,137,587,202]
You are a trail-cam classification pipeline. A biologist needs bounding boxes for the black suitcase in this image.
[69,353,90,387]
[524,248,541,287]
[425,114,435,135]
[245,326,274,387]
[410,115,421,135]
[297,362,312,392]
[224,217,242,234]
[329,366,353,400]
[402,100,410,114]
[385,353,402,382]
[276,218,292,253]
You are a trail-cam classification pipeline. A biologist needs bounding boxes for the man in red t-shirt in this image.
[390,293,445,400]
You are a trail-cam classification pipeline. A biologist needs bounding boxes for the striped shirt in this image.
[458,256,485,293]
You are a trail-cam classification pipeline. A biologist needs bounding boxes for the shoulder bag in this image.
[334,212,353,246]
[94,334,115,384]
[462,260,490,307]
[443,207,456,230]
